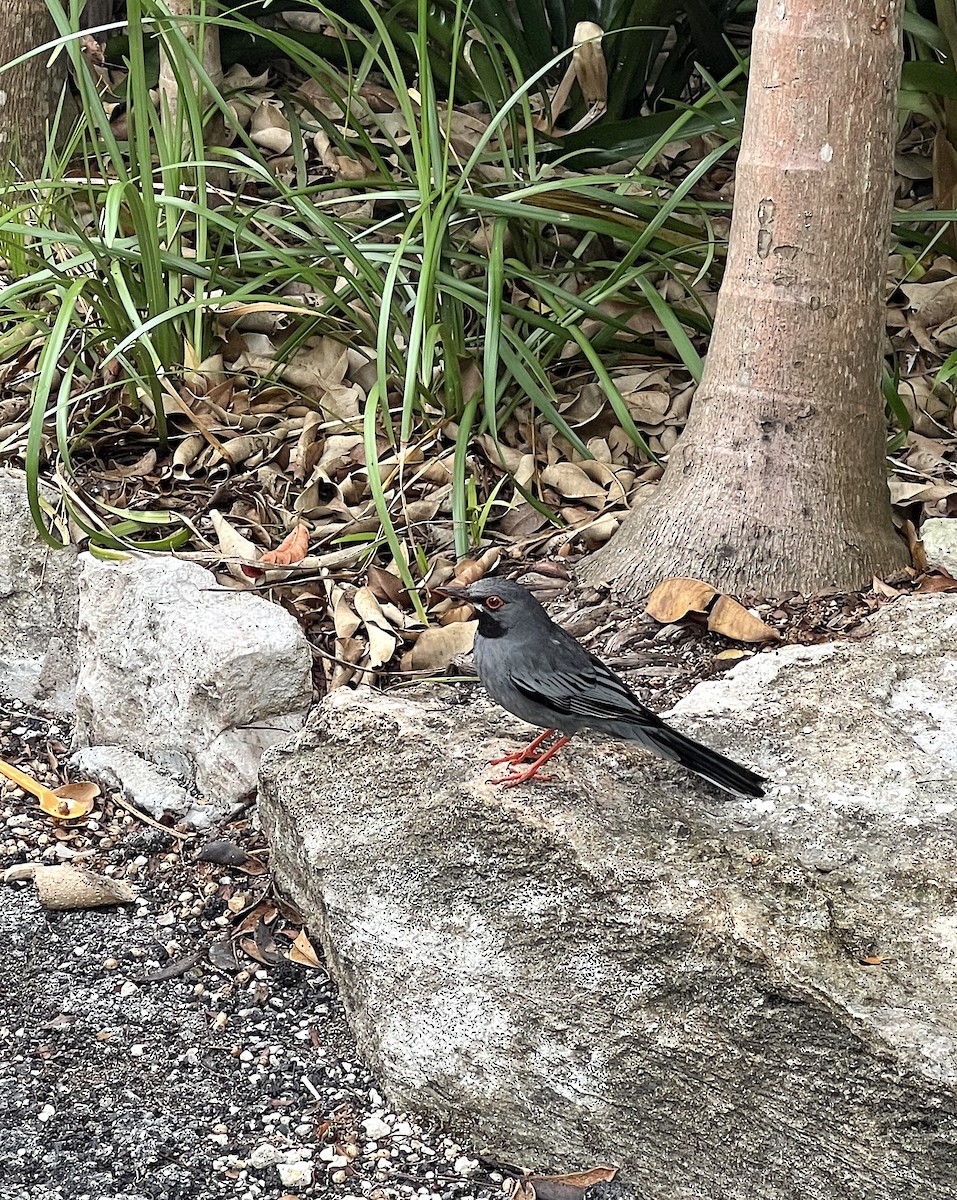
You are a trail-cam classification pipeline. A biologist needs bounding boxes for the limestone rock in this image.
[70,745,210,829]
[259,594,957,1200]
[0,469,78,711]
[921,517,957,577]
[76,555,312,811]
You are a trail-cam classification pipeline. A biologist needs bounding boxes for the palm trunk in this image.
[583,0,909,599]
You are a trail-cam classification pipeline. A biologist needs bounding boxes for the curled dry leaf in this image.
[646,577,780,643]
[353,586,398,668]
[288,928,323,968]
[4,863,135,909]
[916,571,957,593]
[524,1166,618,1200]
[706,595,781,643]
[645,577,716,622]
[260,523,309,566]
[209,509,263,581]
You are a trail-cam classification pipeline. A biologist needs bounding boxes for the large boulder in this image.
[259,594,957,1200]
[76,554,312,817]
[0,469,78,710]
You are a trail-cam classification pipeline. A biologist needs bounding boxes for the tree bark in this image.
[583,0,909,600]
[0,0,67,180]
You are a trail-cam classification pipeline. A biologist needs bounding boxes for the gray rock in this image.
[76,554,312,811]
[259,595,957,1200]
[0,469,78,710]
[69,745,212,828]
[922,517,957,577]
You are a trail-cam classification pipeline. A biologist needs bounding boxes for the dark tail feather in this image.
[640,724,766,798]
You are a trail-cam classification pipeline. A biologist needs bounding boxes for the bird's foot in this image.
[489,728,558,767]
[488,735,571,788]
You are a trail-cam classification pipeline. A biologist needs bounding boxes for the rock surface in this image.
[259,594,957,1200]
[75,554,312,813]
[921,517,957,577]
[0,469,78,711]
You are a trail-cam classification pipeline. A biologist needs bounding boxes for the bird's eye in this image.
[484,595,505,610]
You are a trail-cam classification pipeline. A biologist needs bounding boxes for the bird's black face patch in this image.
[475,604,508,638]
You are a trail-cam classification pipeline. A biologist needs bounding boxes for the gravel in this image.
[0,693,502,1200]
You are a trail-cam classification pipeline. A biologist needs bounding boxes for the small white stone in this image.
[453,1156,476,1176]
[37,1104,55,1123]
[276,1162,313,1187]
[362,1114,391,1140]
[119,981,138,998]
[129,1044,145,1058]
[248,1143,284,1169]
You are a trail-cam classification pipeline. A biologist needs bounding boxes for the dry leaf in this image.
[916,572,957,593]
[261,524,309,566]
[871,575,901,599]
[902,518,929,571]
[645,577,716,622]
[209,509,263,581]
[646,578,778,643]
[288,929,323,968]
[408,621,477,673]
[353,586,398,668]
[517,1166,618,1200]
[707,595,780,643]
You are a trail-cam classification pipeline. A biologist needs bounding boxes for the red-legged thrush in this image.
[438,576,766,796]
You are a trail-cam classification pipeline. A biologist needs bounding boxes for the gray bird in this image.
[438,576,765,797]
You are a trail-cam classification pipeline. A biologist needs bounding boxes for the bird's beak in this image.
[433,584,473,604]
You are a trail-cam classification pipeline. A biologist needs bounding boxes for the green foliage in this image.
[0,0,739,565]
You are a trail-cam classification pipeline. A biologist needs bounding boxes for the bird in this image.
[436,576,765,797]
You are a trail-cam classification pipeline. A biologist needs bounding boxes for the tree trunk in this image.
[0,0,67,180]
[583,0,909,600]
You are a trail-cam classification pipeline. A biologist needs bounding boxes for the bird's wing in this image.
[507,646,662,728]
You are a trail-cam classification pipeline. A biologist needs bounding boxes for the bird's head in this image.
[434,576,537,636]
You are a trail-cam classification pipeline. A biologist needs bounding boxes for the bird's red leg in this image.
[491,736,571,788]
[490,728,557,768]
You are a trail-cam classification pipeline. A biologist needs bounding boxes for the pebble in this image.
[249,1143,284,1169]
[276,1161,313,1187]
[363,1114,391,1140]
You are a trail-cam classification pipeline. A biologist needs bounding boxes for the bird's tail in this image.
[632,722,766,798]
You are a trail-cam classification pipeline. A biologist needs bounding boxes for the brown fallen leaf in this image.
[288,928,323,968]
[871,575,901,599]
[512,1165,618,1200]
[3,863,135,909]
[645,576,716,623]
[406,621,477,673]
[353,586,398,668]
[860,954,893,966]
[646,578,779,642]
[707,595,780,643]
[902,518,928,571]
[260,523,309,566]
[916,571,957,593]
